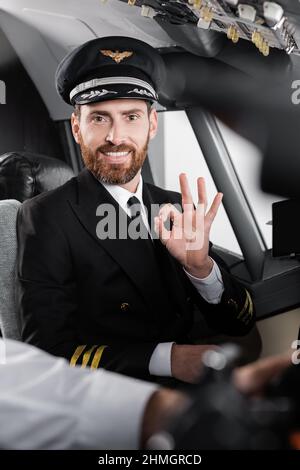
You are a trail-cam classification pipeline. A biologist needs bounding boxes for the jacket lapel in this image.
[68,169,165,310]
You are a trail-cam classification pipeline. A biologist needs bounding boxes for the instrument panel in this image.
[120,1,300,56]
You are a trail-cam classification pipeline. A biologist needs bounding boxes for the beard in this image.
[79,132,150,185]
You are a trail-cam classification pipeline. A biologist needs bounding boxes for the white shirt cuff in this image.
[184,258,225,304]
[149,342,174,377]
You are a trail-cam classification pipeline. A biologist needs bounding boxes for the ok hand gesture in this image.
[154,174,223,278]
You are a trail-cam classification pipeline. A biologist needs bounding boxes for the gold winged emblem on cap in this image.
[100,49,133,64]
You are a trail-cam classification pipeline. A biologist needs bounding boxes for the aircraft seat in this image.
[0,152,75,339]
[0,151,75,202]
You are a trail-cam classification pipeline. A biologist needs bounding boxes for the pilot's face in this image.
[71,98,158,184]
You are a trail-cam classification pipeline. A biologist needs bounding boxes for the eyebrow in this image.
[88,108,146,117]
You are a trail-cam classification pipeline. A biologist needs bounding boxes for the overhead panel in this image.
[117,0,300,57]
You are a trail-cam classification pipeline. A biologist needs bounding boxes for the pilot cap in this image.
[55,36,166,106]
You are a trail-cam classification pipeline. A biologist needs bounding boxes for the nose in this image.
[105,123,126,146]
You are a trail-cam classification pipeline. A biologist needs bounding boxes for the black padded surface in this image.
[0,152,74,202]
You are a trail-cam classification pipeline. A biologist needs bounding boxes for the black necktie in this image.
[127,196,142,221]
[127,195,150,240]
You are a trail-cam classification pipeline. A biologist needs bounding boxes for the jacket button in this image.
[120,302,130,312]
[227,298,238,310]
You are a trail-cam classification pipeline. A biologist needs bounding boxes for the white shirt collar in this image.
[101,176,144,214]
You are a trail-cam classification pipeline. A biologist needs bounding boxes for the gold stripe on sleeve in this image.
[240,291,254,324]
[246,290,253,317]
[237,292,249,319]
[70,345,86,367]
[91,345,107,370]
[81,345,98,368]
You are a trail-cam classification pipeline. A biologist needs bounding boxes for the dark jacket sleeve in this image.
[17,199,157,380]
[186,244,255,336]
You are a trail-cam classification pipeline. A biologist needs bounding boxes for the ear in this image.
[149,108,158,140]
[71,112,81,144]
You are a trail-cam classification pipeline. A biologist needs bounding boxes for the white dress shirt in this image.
[0,339,158,449]
[102,177,224,377]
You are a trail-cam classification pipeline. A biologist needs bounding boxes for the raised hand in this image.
[154,173,223,278]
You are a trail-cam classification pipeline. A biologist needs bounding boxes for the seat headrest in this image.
[0,152,75,202]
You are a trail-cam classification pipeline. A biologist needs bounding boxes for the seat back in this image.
[0,152,75,339]
[0,199,21,340]
[0,151,75,202]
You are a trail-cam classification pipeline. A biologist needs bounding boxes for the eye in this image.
[127,114,139,121]
[92,115,107,123]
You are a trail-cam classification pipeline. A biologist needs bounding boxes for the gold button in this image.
[227,299,238,310]
[120,302,130,311]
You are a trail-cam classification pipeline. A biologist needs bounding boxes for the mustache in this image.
[98,144,135,153]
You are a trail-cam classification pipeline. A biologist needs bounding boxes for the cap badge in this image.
[100,49,133,64]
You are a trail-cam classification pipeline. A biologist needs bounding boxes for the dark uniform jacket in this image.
[17,169,255,380]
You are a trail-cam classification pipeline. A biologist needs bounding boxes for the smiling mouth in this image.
[101,150,132,164]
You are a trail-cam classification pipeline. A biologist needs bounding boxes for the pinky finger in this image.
[206,193,223,224]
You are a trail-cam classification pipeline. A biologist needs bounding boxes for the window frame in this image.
[185,107,300,320]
